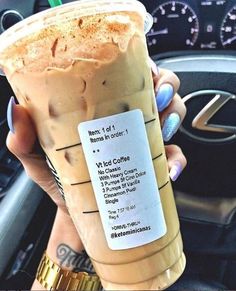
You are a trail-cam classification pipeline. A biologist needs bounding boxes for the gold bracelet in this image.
[36,252,102,291]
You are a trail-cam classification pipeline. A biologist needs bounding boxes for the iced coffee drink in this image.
[0,0,185,289]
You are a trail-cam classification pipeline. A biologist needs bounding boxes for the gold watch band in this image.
[36,252,102,291]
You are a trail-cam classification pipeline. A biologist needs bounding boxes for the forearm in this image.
[31,209,94,290]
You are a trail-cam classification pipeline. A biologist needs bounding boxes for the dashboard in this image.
[0,0,235,56]
[145,0,236,55]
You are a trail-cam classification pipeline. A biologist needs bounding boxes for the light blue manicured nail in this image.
[169,161,183,181]
[156,83,174,112]
[162,112,181,142]
[7,96,16,133]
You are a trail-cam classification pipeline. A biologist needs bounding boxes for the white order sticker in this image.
[78,109,166,250]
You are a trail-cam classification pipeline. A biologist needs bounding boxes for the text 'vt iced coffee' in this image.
[0,0,185,289]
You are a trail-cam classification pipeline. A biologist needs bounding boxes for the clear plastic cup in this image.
[0,1,185,289]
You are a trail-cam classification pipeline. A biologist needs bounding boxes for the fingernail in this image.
[7,96,16,133]
[156,83,174,112]
[169,161,183,181]
[162,112,181,142]
[149,58,158,76]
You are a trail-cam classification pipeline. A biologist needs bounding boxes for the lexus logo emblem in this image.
[180,90,236,143]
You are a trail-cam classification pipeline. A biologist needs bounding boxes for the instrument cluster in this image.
[143,0,236,54]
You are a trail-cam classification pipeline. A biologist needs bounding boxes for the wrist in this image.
[46,209,85,270]
[32,209,100,290]
[35,252,102,291]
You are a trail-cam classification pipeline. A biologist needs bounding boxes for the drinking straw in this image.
[48,0,63,7]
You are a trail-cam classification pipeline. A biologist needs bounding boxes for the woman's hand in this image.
[6,64,187,211]
[151,60,187,181]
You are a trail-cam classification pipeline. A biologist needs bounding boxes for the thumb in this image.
[6,99,67,212]
[6,101,60,200]
[6,99,37,157]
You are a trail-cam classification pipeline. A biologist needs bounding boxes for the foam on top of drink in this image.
[0,11,142,73]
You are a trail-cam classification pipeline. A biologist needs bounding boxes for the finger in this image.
[6,101,60,199]
[149,58,158,77]
[160,93,187,142]
[6,98,37,156]
[6,104,48,181]
[154,68,180,112]
[157,68,180,92]
[160,93,186,124]
[6,102,66,210]
[165,144,187,181]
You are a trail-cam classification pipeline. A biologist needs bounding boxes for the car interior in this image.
[0,0,236,290]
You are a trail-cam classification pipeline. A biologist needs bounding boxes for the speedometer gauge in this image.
[147,1,199,53]
[220,6,236,49]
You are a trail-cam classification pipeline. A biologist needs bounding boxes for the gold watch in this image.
[36,252,102,291]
